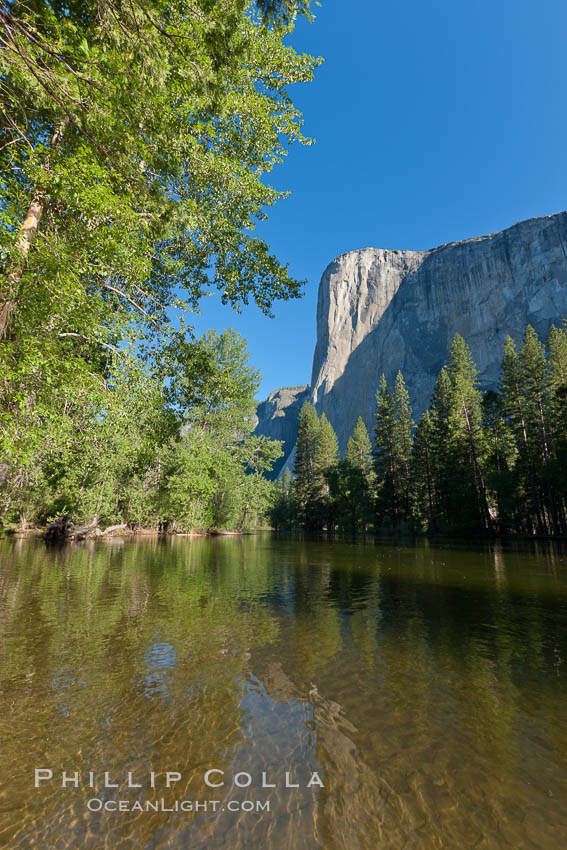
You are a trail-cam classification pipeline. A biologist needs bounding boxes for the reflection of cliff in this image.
[257,211,567,464]
[3,538,567,848]
[257,662,388,850]
[247,542,567,848]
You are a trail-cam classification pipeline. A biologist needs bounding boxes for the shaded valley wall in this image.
[253,386,309,479]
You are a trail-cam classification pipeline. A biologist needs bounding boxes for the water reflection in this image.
[0,535,566,848]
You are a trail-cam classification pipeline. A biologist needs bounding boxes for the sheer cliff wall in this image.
[255,211,567,468]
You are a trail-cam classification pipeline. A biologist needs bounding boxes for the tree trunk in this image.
[0,119,68,339]
[0,193,45,338]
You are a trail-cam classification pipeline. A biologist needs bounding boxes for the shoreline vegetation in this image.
[3,321,567,543]
[5,525,567,547]
[1,326,287,538]
[2,525,244,540]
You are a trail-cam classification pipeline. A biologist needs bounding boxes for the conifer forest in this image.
[273,326,567,538]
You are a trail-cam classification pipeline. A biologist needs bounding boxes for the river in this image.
[0,534,566,848]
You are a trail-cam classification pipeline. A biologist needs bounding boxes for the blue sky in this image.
[191,0,566,399]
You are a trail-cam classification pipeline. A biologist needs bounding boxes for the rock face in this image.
[313,211,567,452]
[257,210,567,469]
[253,386,309,478]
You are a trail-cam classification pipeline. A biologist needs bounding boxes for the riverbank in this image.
[0,522,256,542]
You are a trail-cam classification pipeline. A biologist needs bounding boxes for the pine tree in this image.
[482,390,518,533]
[548,324,567,531]
[271,467,294,530]
[333,417,375,533]
[519,326,561,533]
[548,324,567,391]
[392,371,414,523]
[316,414,339,475]
[282,466,293,496]
[346,417,375,487]
[500,335,537,533]
[500,328,559,534]
[373,375,397,526]
[519,326,551,464]
[293,401,321,529]
[500,336,528,440]
[313,413,339,530]
[412,410,436,531]
[445,334,491,532]
[428,367,453,528]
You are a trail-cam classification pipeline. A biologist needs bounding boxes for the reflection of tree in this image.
[348,575,381,669]
[349,606,379,669]
[0,537,281,849]
[288,606,342,685]
[263,539,567,848]
[381,615,433,735]
[1,536,567,848]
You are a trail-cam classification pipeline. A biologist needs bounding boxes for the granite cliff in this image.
[253,386,309,478]
[255,211,567,471]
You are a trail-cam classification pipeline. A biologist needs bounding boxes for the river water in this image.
[0,535,566,848]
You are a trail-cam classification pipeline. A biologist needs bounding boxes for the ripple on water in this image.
[0,536,567,848]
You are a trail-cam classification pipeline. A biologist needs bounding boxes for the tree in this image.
[1,0,320,335]
[160,327,260,434]
[499,328,561,534]
[428,367,453,529]
[481,389,518,533]
[517,326,561,534]
[234,435,283,530]
[519,326,552,465]
[0,326,282,533]
[0,348,174,528]
[291,404,339,531]
[548,324,567,529]
[548,324,567,390]
[392,371,414,522]
[160,328,281,531]
[332,417,374,533]
[445,334,491,533]
[373,375,397,526]
[346,417,373,478]
[256,0,314,24]
[313,412,338,530]
[373,372,414,529]
[163,430,217,532]
[412,410,435,532]
[0,0,321,493]
[499,335,536,532]
[271,466,294,530]
[293,401,321,529]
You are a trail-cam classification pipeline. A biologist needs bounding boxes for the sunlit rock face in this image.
[258,210,567,470]
[253,386,309,479]
[312,211,567,452]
